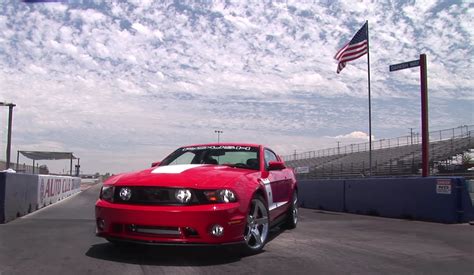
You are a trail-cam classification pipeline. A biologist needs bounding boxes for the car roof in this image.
[182,143,262,148]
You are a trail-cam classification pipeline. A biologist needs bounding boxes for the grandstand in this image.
[284,125,473,179]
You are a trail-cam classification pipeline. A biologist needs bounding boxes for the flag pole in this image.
[366,20,372,176]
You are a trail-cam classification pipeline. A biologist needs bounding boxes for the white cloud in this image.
[334,131,371,140]
[27,64,47,75]
[132,22,150,35]
[0,1,471,173]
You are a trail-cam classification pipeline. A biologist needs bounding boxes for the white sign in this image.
[38,175,81,208]
[294,166,309,174]
[436,179,452,195]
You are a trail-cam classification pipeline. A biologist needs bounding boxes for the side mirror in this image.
[268,161,286,171]
[151,161,161,168]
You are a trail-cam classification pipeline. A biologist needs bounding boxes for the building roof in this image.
[19,151,77,161]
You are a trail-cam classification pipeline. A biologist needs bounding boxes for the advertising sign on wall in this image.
[38,175,81,208]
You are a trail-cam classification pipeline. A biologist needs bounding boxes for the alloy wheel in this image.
[244,197,269,250]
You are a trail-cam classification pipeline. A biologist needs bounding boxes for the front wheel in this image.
[241,195,269,255]
[283,191,298,229]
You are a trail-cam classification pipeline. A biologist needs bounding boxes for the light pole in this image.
[214,130,223,143]
[0,102,16,169]
[409,128,413,145]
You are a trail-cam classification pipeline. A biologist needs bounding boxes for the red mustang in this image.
[95,143,298,254]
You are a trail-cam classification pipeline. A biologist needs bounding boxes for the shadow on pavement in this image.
[86,243,243,266]
[85,226,285,266]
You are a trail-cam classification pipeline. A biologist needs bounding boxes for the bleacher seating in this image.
[285,131,473,179]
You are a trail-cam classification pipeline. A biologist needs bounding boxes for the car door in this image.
[263,148,288,219]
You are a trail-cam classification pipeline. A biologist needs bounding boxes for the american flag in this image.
[334,22,368,74]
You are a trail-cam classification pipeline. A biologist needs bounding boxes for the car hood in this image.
[105,164,258,189]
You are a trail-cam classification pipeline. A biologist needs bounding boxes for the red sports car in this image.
[95,143,298,254]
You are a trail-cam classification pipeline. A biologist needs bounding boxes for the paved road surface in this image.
[0,184,473,274]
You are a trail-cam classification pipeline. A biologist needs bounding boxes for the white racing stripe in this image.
[261,178,278,211]
[151,164,204,174]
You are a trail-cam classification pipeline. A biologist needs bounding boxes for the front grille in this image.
[113,187,208,205]
[127,225,181,236]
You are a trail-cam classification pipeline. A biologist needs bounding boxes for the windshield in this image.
[160,145,260,170]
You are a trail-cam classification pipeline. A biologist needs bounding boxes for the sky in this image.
[0,0,472,174]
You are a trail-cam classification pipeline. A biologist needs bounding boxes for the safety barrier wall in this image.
[299,180,345,212]
[0,172,40,223]
[298,177,474,224]
[0,173,6,223]
[0,172,81,223]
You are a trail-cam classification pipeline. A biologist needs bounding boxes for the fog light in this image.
[97,219,105,231]
[210,224,224,237]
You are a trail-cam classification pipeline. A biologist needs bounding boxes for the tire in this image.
[240,195,269,255]
[283,191,298,229]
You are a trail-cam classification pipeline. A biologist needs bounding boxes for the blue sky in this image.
[0,0,472,174]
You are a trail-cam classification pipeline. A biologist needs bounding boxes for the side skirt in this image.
[269,209,289,228]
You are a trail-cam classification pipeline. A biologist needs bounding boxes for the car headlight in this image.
[175,189,192,203]
[204,189,237,203]
[100,185,114,202]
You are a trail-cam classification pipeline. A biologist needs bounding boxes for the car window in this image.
[264,149,278,170]
[160,145,260,170]
[169,151,196,165]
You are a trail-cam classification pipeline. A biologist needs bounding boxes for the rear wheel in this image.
[241,195,269,255]
[284,191,298,229]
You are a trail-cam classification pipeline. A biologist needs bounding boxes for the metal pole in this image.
[16,151,19,171]
[6,104,15,169]
[366,20,372,176]
[214,130,223,143]
[420,54,429,177]
[76,158,80,176]
[70,155,73,176]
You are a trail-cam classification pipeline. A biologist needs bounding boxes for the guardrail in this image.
[283,125,472,161]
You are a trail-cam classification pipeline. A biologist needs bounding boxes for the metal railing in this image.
[282,125,472,161]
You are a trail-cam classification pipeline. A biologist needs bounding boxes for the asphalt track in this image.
[0,184,473,275]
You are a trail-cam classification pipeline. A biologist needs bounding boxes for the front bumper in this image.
[95,200,247,245]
